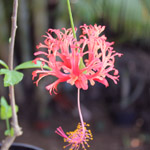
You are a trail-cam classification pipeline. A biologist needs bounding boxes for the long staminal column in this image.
[77,88,85,137]
[55,88,93,150]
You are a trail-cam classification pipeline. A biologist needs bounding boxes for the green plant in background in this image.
[0,0,49,149]
[0,50,50,150]
[0,0,23,149]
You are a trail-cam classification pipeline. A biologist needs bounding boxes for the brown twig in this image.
[1,0,23,149]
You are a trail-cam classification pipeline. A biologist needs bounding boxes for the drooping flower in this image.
[32,24,122,95]
[32,24,122,150]
[55,122,93,150]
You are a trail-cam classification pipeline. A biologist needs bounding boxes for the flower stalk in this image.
[77,88,85,137]
[67,0,77,39]
[67,1,87,138]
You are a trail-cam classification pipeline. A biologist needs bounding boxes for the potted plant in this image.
[0,0,44,149]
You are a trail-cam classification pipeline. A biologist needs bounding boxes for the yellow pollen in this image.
[61,122,93,150]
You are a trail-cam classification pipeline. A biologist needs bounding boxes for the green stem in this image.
[5,118,10,135]
[67,0,85,71]
[67,0,77,39]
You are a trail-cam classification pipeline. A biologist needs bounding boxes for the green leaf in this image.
[0,96,10,120]
[15,60,51,70]
[4,129,11,136]
[10,127,14,136]
[4,128,14,136]
[0,97,19,120]
[1,106,18,120]
[0,69,24,87]
[0,60,8,69]
[79,58,85,69]
[0,96,8,107]
[15,105,19,113]
[0,106,11,120]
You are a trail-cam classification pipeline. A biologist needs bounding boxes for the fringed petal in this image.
[32,24,122,93]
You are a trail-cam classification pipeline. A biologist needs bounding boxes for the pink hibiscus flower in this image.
[32,24,122,149]
[32,24,122,95]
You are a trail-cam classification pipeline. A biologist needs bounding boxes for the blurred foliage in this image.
[0,0,150,54]
[57,0,150,44]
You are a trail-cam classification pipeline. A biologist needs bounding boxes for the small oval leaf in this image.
[4,129,11,136]
[0,69,24,87]
[4,128,14,136]
[0,97,10,120]
[0,97,19,120]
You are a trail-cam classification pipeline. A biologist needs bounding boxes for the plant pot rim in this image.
[0,142,44,150]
